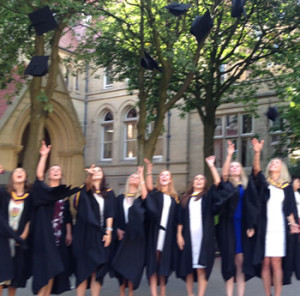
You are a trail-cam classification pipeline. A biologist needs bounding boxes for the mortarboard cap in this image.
[165,3,191,16]
[141,51,163,73]
[190,10,213,44]
[28,6,58,36]
[265,106,280,122]
[231,0,247,18]
[24,56,49,77]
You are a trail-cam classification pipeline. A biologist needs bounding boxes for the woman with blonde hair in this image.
[112,167,147,296]
[144,159,179,296]
[217,140,248,296]
[247,138,298,296]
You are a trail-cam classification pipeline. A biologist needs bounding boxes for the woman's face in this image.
[193,174,206,191]
[129,173,140,186]
[12,168,26,183]
[159,171,172,187]
[48,165,62,181]
[269,159,282,173]
[293,178,300,191]
[92,167,103,180]
[229,162,241,177]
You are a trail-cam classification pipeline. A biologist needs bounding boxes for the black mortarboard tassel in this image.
[24,56,49,77]
[165,3,191,16]
[265,106,280,122]
[141,51,163,73]
[28,6,58,36]
[231,0,247,18]
[190,10,213,44]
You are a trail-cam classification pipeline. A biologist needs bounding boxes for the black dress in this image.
[243,171,298,285]
[30,179,80,294]
[112,194,146,289]
[144,189,178,281]
[72,187,115,287]
[176,181,235,281]
[0,187,31,287]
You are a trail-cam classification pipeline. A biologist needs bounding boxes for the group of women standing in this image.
[0,139,299,296]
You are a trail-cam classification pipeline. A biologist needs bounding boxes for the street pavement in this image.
[12,257,300,295]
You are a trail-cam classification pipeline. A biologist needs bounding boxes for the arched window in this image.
[101,111,114,160]
[124,108,137,159]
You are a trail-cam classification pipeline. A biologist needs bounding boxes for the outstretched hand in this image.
[0,165,4,174]
[205,155,216,168]
[85,164,96,175]
[144,158,152,167]
[137,166,144,177]
[227,140,235,156]
[251,138,264,153]
[40,140,51,156]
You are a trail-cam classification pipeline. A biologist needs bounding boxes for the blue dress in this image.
[233,185,244,254]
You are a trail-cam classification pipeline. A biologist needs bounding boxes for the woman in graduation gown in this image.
[292,177,300,280]
[246,138,298,296]
[0,166,31,296]
[31,141,80,296]
[144,159,179,296]
[176,156,234,296]
[72,164,115,296]
[218,140,249,296]
[112,166,147,296]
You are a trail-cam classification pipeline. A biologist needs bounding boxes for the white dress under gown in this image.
[189,195,205,269]
[265,185,286,257]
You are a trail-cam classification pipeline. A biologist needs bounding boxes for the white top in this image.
[156,193,171,251]
[94,193,104,227]
[123,196,134,224]
[266,185,285,233]
[189,195,205,269]
[295,191,300,217]
[9,200,24,231]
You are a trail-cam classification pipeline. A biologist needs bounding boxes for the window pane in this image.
[226,115,238,136]
[104,111,113,121]
[103,143,112,159]
[126,141,136,158]
[126,108,137,119]
[215,117,223,137]
[241,138,252,167]
[154,137,163,156]
[103,124,113,141]
[214,139,223,167]
[242,114,253,134]
[126,122,137,139]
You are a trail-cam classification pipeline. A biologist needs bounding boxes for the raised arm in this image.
[36,140,51,181]
[251,138,264,177]
[206,155,221,186]
[144,158,154,191]
[84,164,95,192]
[222,140,235,181]
[137,166,148,199]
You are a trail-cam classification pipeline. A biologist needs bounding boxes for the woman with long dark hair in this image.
[176,156,233,296]
[31,141,79,296]
[112,166,147,296]
[144,159,179,296]
[73,164,115,296]
[0,167,31,296]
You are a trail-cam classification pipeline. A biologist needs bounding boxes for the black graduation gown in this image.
[145,189,178,281]
[0,188,31,286]
[30,179,80,294]
[294,190,300,280]
[72,187,115,287]
[243,171,298,285]
[216,182,249,281]
[176,181,235,281]
[112,194,146,290]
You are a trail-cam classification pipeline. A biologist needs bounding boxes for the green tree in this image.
[0,0,108,179]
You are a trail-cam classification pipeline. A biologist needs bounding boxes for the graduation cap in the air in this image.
[141,51,163,73]
[231,0,247,18]
[265,106,280,122]
[165,3,191,16]
[190,10,213,44]
[28,6,58,36]
[24,56,49,77]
